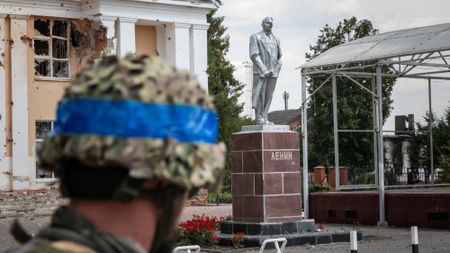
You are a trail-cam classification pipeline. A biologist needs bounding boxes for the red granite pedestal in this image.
[219,127,357,246]
[231,126,302,223]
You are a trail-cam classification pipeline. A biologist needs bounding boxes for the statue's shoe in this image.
[265,120,274,125]
[255,118,265,125]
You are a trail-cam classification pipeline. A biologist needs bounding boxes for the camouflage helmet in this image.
[38,54,225,192]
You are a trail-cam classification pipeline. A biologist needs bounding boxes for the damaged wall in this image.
[69,18,108,73]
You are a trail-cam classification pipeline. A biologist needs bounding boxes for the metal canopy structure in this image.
[299,22,450,225]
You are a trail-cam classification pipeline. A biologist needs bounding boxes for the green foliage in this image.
[305,17,396,169]
[352,169,375,185]
[207,11,249,190]
[232,232,245,248]
[207,191,232,204]
[441,140,450,182]
[309,183,333,192]
[207,10,245,144]
[409,108,450,183]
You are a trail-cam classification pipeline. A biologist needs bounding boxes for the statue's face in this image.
[262,20,273,34]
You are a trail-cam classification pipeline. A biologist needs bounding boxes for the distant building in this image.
[267,109,301,130]
[384,114,416,184]
[0,0,218,191]
[234,61,253,118]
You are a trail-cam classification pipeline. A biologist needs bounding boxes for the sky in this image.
[216,0,450,130]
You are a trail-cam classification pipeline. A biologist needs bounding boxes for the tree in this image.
[441,140,450,182]
[207,10,250,191]
[305,17,396,175]
[409,108,450,183]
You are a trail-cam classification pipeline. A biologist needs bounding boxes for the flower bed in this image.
[177,214,222,247]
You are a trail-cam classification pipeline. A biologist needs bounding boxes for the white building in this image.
[234,61,253,118]
[0,0,218,191]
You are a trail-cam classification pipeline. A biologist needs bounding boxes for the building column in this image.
[167,22,191,71]
[116,17,137,57]
[191,24,209,91]
[0,15,10,191]
[155,24,166,59]
[10,15,30,190]
[100,16,117,56]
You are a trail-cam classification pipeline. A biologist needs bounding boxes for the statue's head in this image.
[261,17,273,34]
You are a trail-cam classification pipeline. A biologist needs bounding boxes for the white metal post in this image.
[372,77,379,185]
[332,75,340,189]
[411,226,419,253]
[350,230,358,253]
[376,65,387,226]
[301,72,309,219]
[428,79,434,184]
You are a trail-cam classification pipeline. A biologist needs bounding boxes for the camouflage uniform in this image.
[5,55,225,253]
[5,207,147,253]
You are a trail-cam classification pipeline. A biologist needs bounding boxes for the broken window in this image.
[52,20,68,37]
[52,38,68,58]
[34,40,49,56]
[34,59,50,77]
[53,60,69,77]
[35,121,56,179]
[34,18,70,79]
[34,19,50,36]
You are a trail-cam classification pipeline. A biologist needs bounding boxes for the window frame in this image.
[35,120,57,182]
[33,17,72,81]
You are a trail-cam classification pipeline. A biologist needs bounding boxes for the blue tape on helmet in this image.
[53,98,218,144]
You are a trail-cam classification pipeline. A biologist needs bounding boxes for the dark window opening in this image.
[52,38,68,58]
[35,59,50,77]
[52,20,68,37]
[53,61,69,78]
[36,121,52,139]
[428,212,449,222]
[35,121,55,179]
[328,210,337,218]
[345,210,358,219]
[34,40,49,56]
[34,19,50,36]
[70,22,80,47]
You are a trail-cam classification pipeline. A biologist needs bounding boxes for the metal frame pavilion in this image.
[298,22,450,225]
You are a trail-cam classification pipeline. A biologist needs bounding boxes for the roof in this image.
[301,22,450,69]
[173,0,221,7]
[268,109,301,125]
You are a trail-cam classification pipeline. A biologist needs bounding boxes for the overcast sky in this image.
[216,0,450,130]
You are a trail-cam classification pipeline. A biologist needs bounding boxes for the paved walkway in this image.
[181,204,232,221]
[2,204,450,252]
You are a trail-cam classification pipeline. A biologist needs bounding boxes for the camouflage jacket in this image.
[4,206,146,253]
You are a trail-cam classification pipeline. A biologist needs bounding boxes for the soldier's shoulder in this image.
[3,239,97,253]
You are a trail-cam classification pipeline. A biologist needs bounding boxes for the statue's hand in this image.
[264,71,273,78]
[260,70,270,78]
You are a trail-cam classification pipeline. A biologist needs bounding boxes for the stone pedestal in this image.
[231,125,302,223]
[219,126,360,247]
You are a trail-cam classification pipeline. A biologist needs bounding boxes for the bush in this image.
[177,214,221,247]
[207,191,232,204]
[220,191,232,203]
[232,232,245,248]
[309,183,333,192]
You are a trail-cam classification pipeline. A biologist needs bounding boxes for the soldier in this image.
[4,55,225,253]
